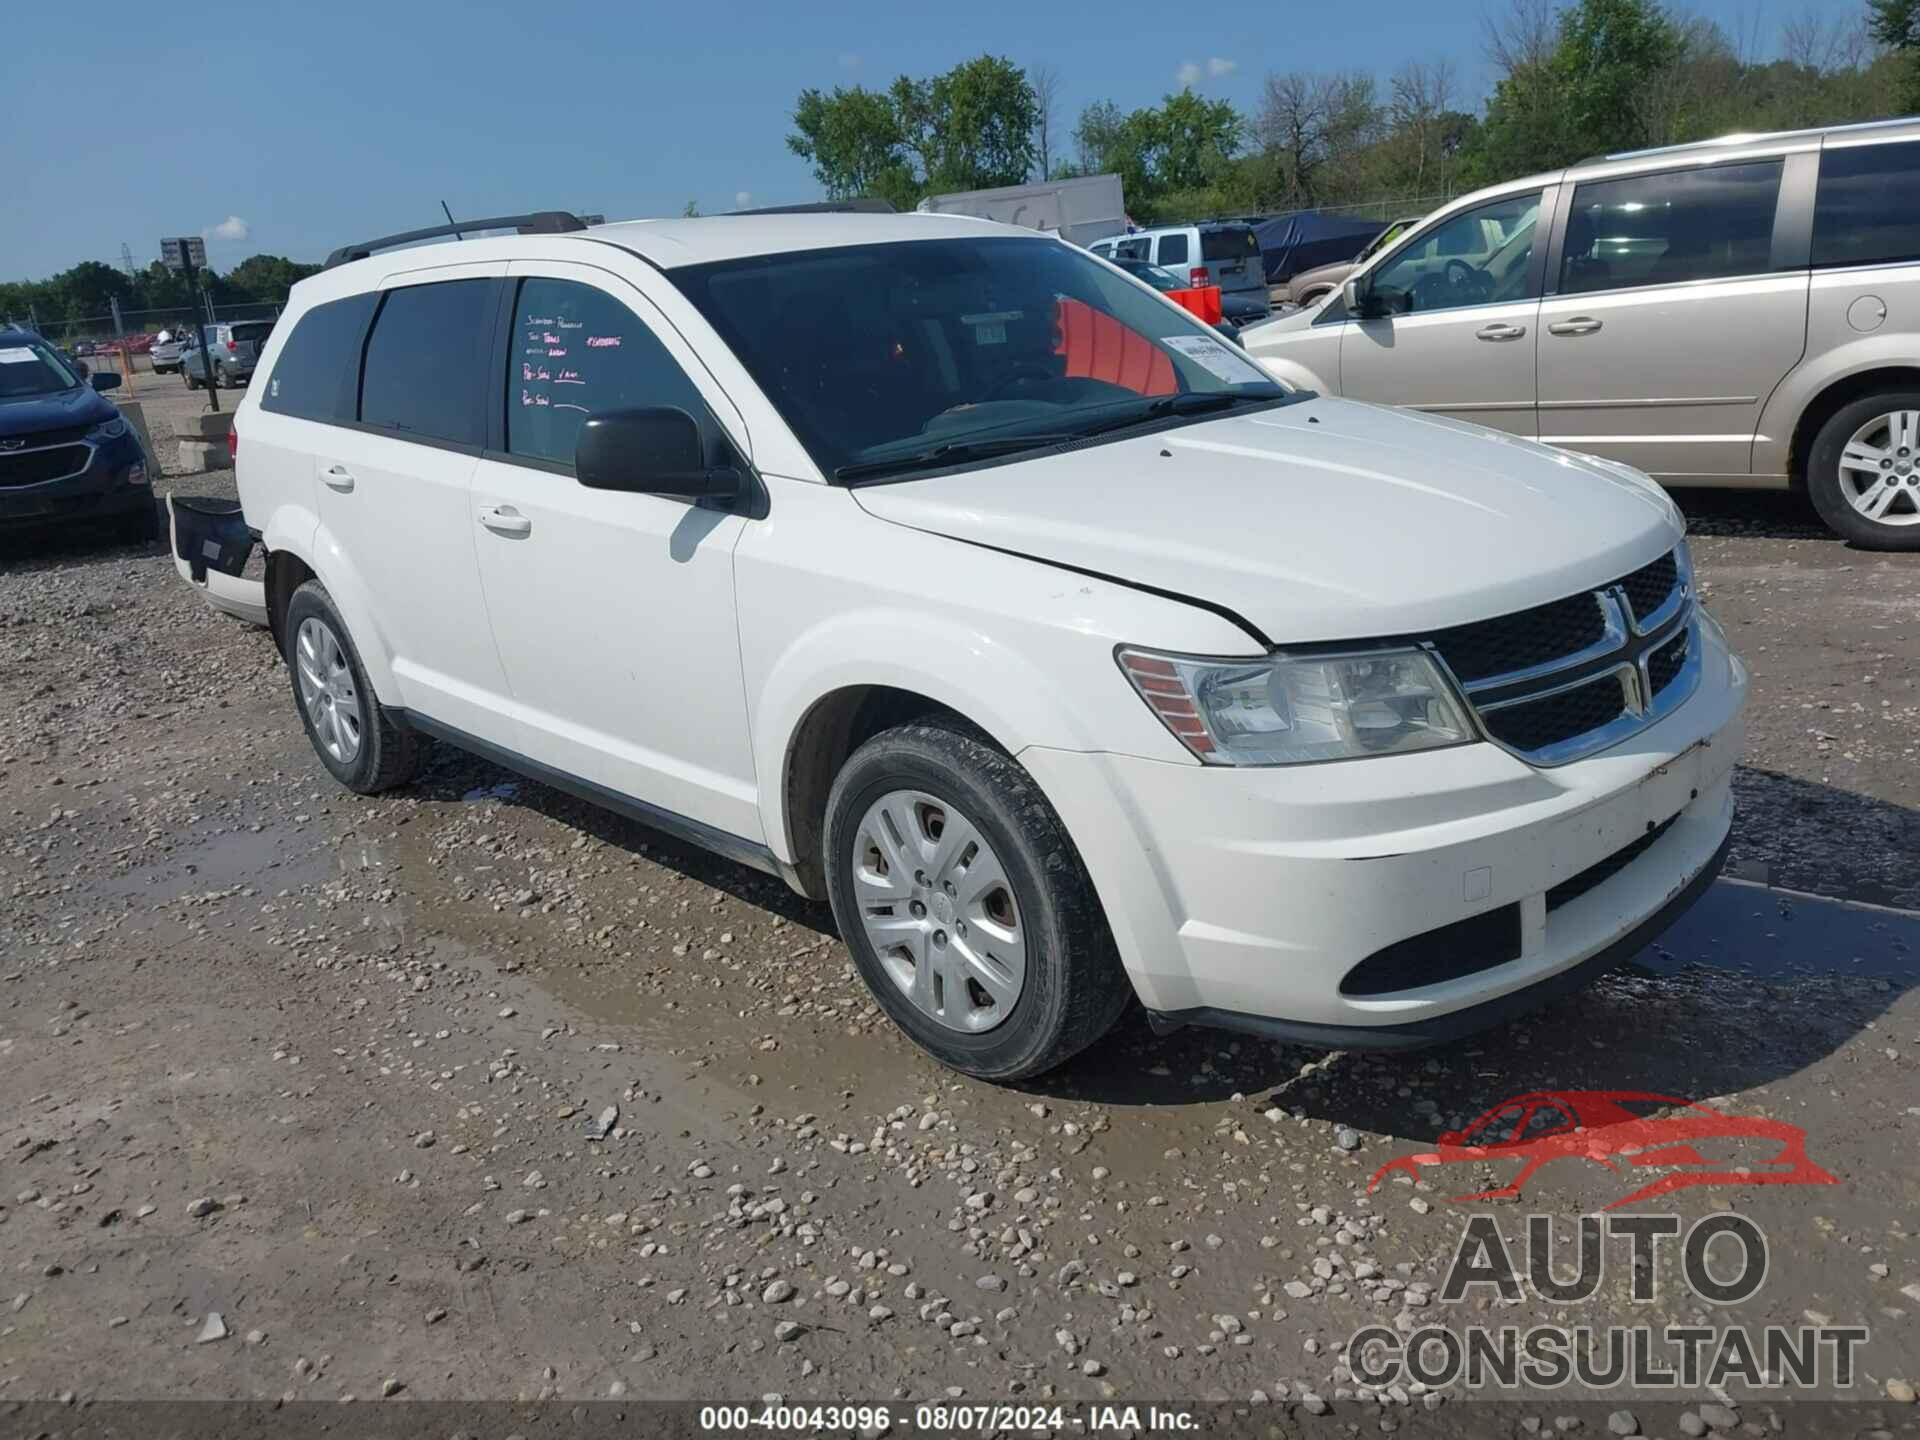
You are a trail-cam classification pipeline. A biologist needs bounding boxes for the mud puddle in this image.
[1632,878,1920,986]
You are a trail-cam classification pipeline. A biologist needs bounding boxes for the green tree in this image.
[787,55,1038,209]
[1868,0,1920,109]
[223,254,321,302]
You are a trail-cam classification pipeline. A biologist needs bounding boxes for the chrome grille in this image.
[1428,544,1698,767]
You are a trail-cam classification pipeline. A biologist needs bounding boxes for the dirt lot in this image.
[1,389,1917,1429]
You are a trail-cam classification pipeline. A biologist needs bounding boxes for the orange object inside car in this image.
[1052,298,1178,396]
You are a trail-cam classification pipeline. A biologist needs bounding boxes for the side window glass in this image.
[1369,192,1541,315]
[360,279,495,446]
[507,276,711,470]
[1117,238,1149,262]
[1561,160,1782,296]
[259,292,376,423]
[1158,233,1190,267]
[1813,140,1920,270]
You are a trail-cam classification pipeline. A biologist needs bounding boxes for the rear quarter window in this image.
[258,293,376,424]
[1814,140,1920,269]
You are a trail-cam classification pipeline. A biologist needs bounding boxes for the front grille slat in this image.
[1424,545,1694,767]
[0,444,90,487]
[1428,591,1608,684]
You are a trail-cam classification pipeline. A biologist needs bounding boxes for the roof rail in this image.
[728,199,896,215]
[323,211,590,269]
[1579,114,1920,168]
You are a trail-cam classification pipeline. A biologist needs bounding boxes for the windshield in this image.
[669,236,1287,479]
[1114,261,1183,292]
[0,337,81,399]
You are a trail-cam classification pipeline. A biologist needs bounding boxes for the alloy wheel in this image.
[1837,410,1920,527]
[294,616,364,764]
[850,789,1026,1033]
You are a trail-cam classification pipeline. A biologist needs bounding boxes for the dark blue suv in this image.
[0,326,154,539]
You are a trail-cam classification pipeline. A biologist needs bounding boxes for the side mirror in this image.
[575,406,738,501]
[91,371,121,392]
[1342,278,1363,313]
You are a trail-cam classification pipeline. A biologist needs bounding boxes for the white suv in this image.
[178,208,1748,1080]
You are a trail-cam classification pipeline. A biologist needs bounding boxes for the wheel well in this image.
[781,686,967,900]
[264,550,315,657]
[1790,367,1920,488]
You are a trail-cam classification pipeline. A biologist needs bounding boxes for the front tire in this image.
[283,581,424,794]
[1806,392,1920,549]
[824,722,1131,1080]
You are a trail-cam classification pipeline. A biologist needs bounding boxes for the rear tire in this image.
[1806,390,1920,550]
[283,580,424,794]
[824,722,1131,1080]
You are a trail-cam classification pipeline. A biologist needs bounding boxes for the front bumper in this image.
[1021,613,1748,1045]
[0,431,148,527]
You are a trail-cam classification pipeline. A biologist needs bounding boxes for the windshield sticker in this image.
[0,347,39,364]
[1161,334,1270,386]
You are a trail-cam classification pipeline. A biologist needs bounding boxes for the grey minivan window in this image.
[1559,160,1783,295]
[1158,233,1190,266]
[359,279,494,446]
[259,292,375,424]
[1813,140,1920,270]
[1366,192,1541,315]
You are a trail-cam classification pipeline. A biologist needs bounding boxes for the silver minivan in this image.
[1246,116,1920,549]
[1090,222,1271,322]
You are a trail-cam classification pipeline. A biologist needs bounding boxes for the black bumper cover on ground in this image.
[1147,829,1732,1051]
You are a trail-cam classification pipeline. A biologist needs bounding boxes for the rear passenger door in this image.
[468,261,762,845]
[1536,156,1810,479]
[311,264,521,748]
[1152,231,1191,283]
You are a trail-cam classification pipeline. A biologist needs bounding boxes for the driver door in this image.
[1339,187,1552,437]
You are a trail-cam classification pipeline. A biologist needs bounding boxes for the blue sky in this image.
[7,0,1831,279]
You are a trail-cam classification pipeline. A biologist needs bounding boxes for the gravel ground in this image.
[1,433,1917,1426]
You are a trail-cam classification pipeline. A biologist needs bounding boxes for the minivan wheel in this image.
[823,723,1131,1080]
[1807,392,1920,549]
[283,580,424,794]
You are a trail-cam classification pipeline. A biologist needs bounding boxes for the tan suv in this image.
[1246,116,1920,549]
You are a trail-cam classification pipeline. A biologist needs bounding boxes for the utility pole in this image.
[161,236,219,413]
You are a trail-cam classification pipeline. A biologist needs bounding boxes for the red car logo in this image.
[1368,1090,1838,1210]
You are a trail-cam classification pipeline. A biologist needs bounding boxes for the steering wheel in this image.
[1445,258,1476,288]
[986,364,1058,401]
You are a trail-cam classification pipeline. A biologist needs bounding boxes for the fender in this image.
[751,605,1098,865]
[1252,351,1333,395]
[272,512,402,705]
[1753,335,1920,478]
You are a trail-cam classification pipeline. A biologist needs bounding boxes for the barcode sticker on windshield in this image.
[0,348,38,364]
[1161,334,1268,386]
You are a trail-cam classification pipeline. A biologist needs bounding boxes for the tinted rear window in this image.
[1201,228,1259,261]
[258,293,375,424]
[232,322,273,345]
[359,279,495,446]
[1814,140,1920,270]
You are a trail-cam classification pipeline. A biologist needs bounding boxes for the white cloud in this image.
[735,191,753,209]
[204,215,250,242]
[838,52,861,70]
[1175,60,1202,87]
[1207,56,1237,77]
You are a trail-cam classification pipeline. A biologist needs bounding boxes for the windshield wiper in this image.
[1068,390,1286,439]
[835,432,1076,483]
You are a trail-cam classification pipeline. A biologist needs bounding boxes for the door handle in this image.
[478,505,532,538]
[1475,322,1527,342]
[1548,316,1604,336]
[321,464,355,492]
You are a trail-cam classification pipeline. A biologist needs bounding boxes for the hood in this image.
[851,396,1683,644]
[0,383,112,436]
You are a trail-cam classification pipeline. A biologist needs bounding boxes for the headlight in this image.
[1117,645,1476,765]
[92,417,128,440]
